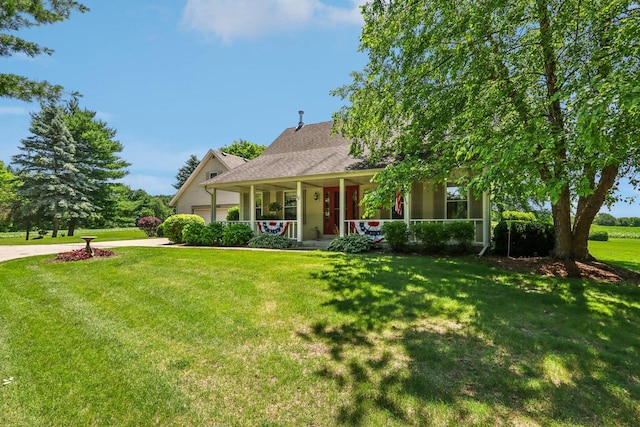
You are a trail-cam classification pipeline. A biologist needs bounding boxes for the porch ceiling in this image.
[202,170,379,193]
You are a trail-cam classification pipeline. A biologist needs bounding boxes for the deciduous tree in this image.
[64,99,129,235]
[333,0,640,262]
[220,139,266,160]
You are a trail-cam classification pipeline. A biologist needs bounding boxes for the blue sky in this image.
[1,0,638,217]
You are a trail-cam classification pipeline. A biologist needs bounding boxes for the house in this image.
[170,149,247,223]
[200,119,491,247]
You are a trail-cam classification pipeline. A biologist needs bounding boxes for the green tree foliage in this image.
[595,213,617,226]
[0,161,18,229]
[333,1,640,262]
[107,186,173,227]
[12,101,93,237]
[220,139,266,160]
[63,99,129,235]
[0,1,88,101]
[173,154,200,190]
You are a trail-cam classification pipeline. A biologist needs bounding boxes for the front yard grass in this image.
[1,248,639,426]
[589,238,640,273]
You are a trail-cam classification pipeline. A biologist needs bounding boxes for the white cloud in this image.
[181,0,365,42]
[0,106,29,116]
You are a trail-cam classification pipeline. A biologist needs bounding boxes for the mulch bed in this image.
[484,255,640,284]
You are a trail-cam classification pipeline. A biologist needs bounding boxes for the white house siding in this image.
[172,156,240,221]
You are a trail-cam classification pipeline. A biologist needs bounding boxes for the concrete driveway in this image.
[0,238,172,263]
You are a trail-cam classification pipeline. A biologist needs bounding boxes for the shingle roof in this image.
[169,149,247,206]
[202,121,380,185]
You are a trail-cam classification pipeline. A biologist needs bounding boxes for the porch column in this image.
[339,178,345,237]
[296,181,303,243]
[210,187,217,224]
[483,190,491,246]
[403,190,411,227]
[249,185,256,232]
[238,191,244,221]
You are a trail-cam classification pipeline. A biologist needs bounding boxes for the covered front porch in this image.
[203,171,492,248]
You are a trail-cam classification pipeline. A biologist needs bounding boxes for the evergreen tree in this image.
[173,154,200,190]
[12,101,93,237]
[1,1,88,101]
[63,99,129,235]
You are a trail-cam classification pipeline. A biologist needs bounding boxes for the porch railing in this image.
[346,218,484,244]
[222,220,298,240]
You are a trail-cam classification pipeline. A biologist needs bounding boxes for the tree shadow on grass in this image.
[302,254,640,425]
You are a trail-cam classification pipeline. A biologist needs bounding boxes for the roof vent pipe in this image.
[295,110,304,131]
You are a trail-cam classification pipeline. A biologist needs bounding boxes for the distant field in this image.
[590,225,640,239]
[0,228,147,245]
[589,238,640,272]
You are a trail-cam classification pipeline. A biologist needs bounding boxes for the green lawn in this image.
[590,225,640,239]
[0,227,148,245]
[1,248,638,426]
[589,238,640,273]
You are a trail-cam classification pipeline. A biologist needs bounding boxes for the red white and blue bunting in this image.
[350,221,385,243]
[257,221,290,236]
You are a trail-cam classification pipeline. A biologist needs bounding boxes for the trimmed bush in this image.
[327,234,373,254]
[493,220,555,257]
[162,214,205,244]
[222,223,254,246]
[413,222,450,254]
[445,221,476,254]
[588,231,609,241]
[183,222,214,246]
[501,211,536,222]
[156,222,164,237]
[248,234,293,249]
[226,206,240,221]
[207,222,224,245]
[137,216,162,237]
[382,221,408,252]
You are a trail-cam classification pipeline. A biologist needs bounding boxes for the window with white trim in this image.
[446,184,468,219]
[255,192,263,218]
[284,191,297,220]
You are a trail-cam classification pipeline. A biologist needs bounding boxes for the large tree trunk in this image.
[68,217,77,237]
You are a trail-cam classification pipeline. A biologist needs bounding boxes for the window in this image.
[208,171,219,179]
[284,192,297,220]
[255,192,263,218]
[446,184,468,219]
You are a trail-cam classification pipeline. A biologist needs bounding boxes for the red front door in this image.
[323,186,359,235]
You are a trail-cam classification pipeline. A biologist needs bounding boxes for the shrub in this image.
[137,216,162,237]
[222,223,254,246]
[327,234,373,254]
[182,222,214,246]
[445,221,476,254]
[54,248,115,262]
[248,234,293,249]
[162,214,205,244]
[588,231,609,241]
[413,222,450,254]
[501,211,536,222]
[156,222,164,237]
[207,222,225,245]
[493,220,555,257]
[226,206,240,221]
[381,221,408,252]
